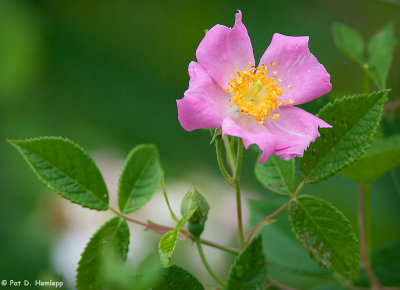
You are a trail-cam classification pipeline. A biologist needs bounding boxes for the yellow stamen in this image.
[227,63,291,125]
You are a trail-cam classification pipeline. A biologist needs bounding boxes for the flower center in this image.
[226,62,293,125]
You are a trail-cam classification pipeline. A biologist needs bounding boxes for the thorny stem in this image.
[358,185,383,290]
[195,237,227,288]
[109,207,239,255]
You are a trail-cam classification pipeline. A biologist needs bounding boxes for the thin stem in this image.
[384,98,400,111]
[267,276,296,290]
[235,182,246,248]
[235,138,243,178]
[162,177,179,222]
[223,136,236,172]
[109,207,238,255]
[197,236,240,255]
[109,207,174,233]
[215,137,231,180]
[195,238,226,287]
[246,201,289,244]
[358,185,382,289]
[234,138,245,248]
[291,179,305,199]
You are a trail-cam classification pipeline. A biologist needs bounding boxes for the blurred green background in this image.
[1,0,399,289]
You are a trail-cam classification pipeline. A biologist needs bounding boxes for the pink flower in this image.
[177,11,332,163]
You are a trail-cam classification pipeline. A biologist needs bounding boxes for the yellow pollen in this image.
[227,64,290,125]
[289,99,294,104]
[273,71,278,75]
[288,85,293,89]
[271,62,276,66]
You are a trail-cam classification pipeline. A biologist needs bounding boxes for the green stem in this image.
[246,201,289,244]
[215,137,231,180]
[247,180,305,244]
[161,177,179,222]
[195,238,226,287]
[224,136,236,172]
[235,181,246,248]
[235,138,243,177]
[291,179,305,199]
[358,185,382,289]
[234,138,245,248]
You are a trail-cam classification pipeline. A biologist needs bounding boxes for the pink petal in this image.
[221,116,277,163]
[265,106,331,160]
[259,33,332,105]
[177,61,229,131]
[196,10,255,90]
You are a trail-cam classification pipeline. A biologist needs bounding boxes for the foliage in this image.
[6,12,399,290]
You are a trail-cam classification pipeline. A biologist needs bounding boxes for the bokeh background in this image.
[1,0,399,289]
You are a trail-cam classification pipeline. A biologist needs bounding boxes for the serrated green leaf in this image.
[158,208,196,267]
[300,90,387,183]
[255,154,295,196]
[289,195,359,280]
[226,236,268,290]
[118,144,163,214]
[8,137,108,210]
[76,217,130,290]
[340,134,400,185]
[250,199,334,288]
[367,23,397,89]
[332,22,365,65]
[160,265,204,290]
[371,239,400,286]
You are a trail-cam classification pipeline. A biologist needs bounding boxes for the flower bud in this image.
[180,186,210,237]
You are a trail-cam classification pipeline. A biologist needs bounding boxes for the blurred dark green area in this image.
[1,0,399,288]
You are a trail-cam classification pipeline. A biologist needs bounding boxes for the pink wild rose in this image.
[177,11,332,163]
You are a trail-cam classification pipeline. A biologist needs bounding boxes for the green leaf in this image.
[250,199,334,288]
[160,265,204,290]
[300,90,388,183]
[288,195,359,280]
[226,236,268,290]
[76,217,130,290]
[332,22,365,65]
[371,239,400,286]
[158,208,196,267]
[367,23,397,89]
[8,137,108,210]
[255,154,295,195]
[340,134,400,185]
[118,144,163,214]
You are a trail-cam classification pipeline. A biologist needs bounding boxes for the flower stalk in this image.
[195,237,227,287]
[358,185,383,290]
